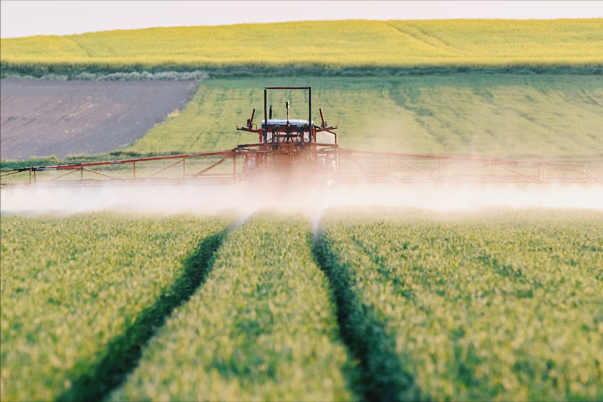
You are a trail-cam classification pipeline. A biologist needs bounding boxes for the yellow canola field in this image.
[2,19,603,68]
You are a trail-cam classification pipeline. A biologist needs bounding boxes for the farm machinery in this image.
[1,86,599,187]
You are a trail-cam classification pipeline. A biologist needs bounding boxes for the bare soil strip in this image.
[1,79,198,160]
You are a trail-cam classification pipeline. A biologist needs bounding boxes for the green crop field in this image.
[1,209,602,401]
[3,73,602,180]
[317,209,603,401]
[2,16,603,402]
[125,75,603,171]
[0,213,231,401]
[2,19,603,76]
[5,74,602,179]
[109,213,356,401]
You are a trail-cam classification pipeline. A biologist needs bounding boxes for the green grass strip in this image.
[108,212,357,401]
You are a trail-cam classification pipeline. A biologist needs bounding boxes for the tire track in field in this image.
[55,229,228,402]
[384,21,466,57]
[312,230,426,402]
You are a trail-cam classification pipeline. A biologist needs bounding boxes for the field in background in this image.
[3,74,601,178]
[0,79,198,160]
[2,19,603,76]
[125,75,603,174]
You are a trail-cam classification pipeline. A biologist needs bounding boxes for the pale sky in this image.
[1,1,602,39]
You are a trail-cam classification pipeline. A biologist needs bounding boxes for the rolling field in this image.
[2,20,602,178]
[125,75,603,172]
[5,74,602,180]
[2,16,603,402]
[2,209,602,401]
[2,19,603,74]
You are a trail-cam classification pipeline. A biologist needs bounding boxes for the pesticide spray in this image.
[2,181,602,219]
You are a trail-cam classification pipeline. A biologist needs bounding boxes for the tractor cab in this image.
[236,86,340,180]
[237,86,338,146]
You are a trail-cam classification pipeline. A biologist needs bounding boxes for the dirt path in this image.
[1,79,198,160]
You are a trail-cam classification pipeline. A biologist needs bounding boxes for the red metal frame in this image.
[2,147,597,186]
[335,150,598,184]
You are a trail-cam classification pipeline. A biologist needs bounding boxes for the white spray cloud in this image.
[2,181,602,219]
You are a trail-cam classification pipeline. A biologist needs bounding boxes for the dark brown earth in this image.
[0,79,198,160]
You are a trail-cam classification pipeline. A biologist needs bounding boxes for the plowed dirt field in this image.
[0,79,198,160]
